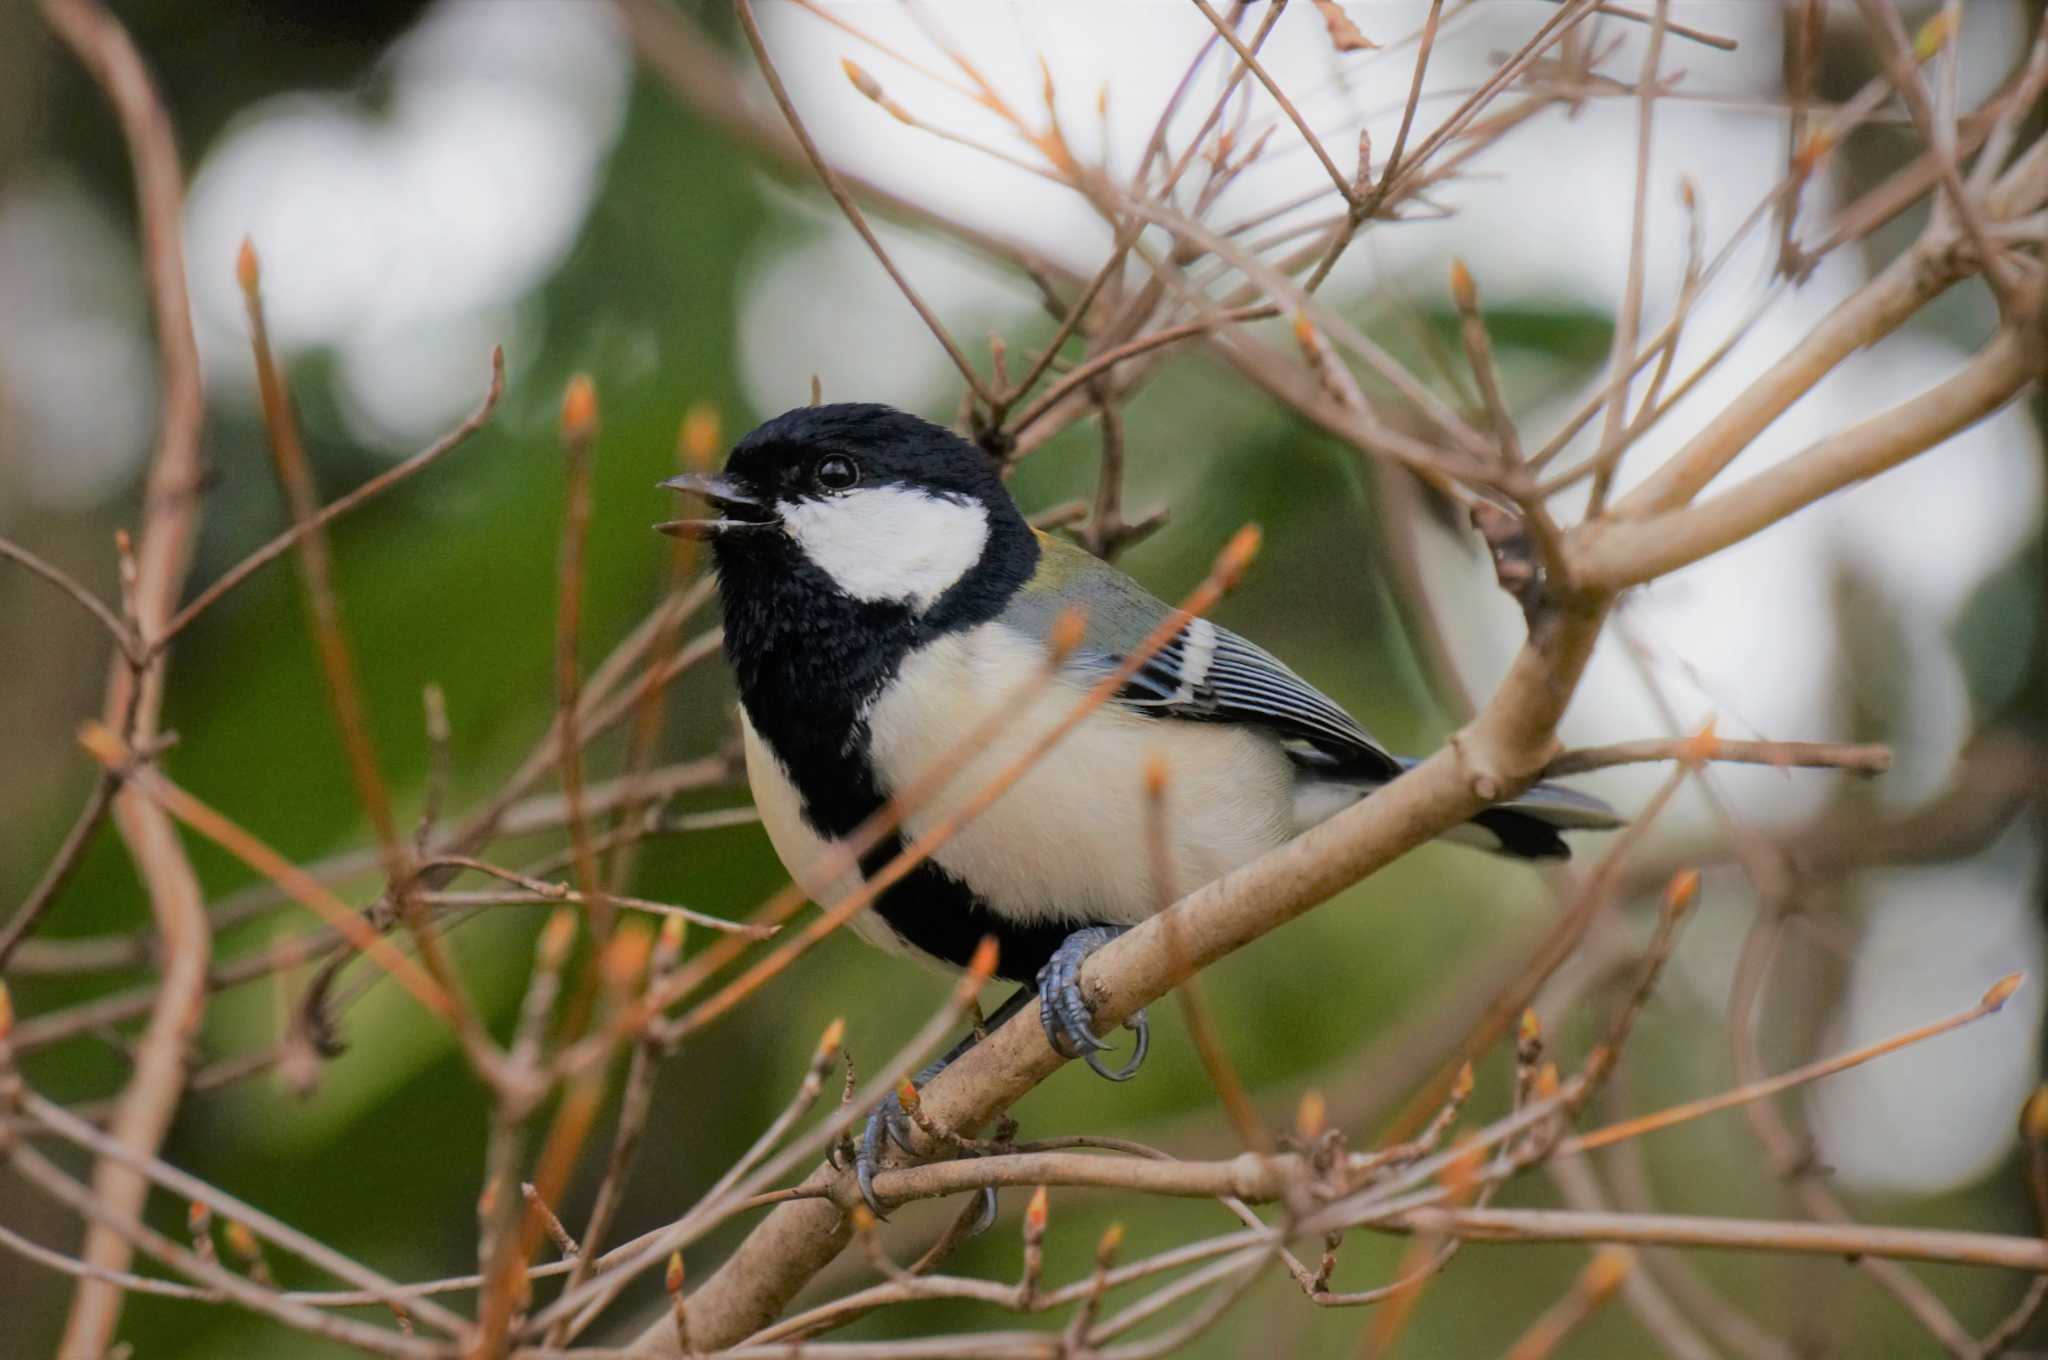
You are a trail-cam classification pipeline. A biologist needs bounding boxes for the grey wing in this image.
[1104,617,1403,781]
[1000,532,1400,778]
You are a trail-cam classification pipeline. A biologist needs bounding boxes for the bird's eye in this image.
[814,455,859,491]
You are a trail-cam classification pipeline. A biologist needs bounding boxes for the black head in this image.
[658,403,1035,620]
[728,403,1010,511]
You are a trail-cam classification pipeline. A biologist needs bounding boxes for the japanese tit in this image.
[660,403,1619,1208]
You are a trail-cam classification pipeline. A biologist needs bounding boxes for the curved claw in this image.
[966,1185,999,1236]
[1037,925,1151,1085]
[1040,973,1109,1057]
[856,1055,961,1219]
[856,1091,913,1220]
[1084,1007,1149,1082]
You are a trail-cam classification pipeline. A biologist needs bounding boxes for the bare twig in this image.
[732,0,992,411]
[0,772,119,971]
[156,349,503,650]
[1587,0,1670,516]
[35,0,211,1346]
[1189,0,1355,205]
[1543,735,1893,778]
[0,537,139,662]
[1503,1247,1634,1360]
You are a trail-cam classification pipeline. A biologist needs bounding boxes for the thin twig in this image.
[76,723,461,1028]
[0,772,119,971]
[1543,736,1893,778]
[36,0,211,1346]
[21,1090,473,1337]
[1189,0,1356,204]
[1567,974,2025,1156]
[0,537,139,662]
[155,348,504,651]
[732,0,991,409]
[1587,0,1669,516]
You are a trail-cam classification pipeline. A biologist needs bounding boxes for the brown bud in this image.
[1095,1221,1125,1265]
[1913,9,1956,60]
[235,238,260,296]
[1024,1185,1049,1236]
[665,1250,685,1295]
[1448,258,1476,312]
[77,720,126,769]
[679,403,722,472]
[223,1219,261,1264]
[655,912,687,966]
[816,1017,846,1061]
[1312,0,1376,51]
[537,908,578,972]
[1793,128,1834,175]
[1665,868,1701,917]
[841,58,884,102]
[1582,1246,1633,1302]
[1291,311,1317,352]
[1677,719,1720,766]
[602,922,655,993]
[560,375,598,443]
[1983,972,2024,1012]
[1296,1089,1327,1141]
[966,934,999,982]
[1442,1135,1484,1201]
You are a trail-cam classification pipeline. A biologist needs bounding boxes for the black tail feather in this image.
[1467,807,1574,861]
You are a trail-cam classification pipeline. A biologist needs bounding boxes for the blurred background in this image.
[1,2,2043,1355]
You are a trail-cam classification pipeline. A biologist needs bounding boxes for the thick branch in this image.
[1609,242,1965,517]
[1578,324,2044,590]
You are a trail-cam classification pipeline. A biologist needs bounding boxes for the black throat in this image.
[712,504,1038,840]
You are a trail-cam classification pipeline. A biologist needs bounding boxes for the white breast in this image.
[739,710,912,960]
[864,623,1298,930]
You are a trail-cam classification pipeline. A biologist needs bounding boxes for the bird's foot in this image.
[854,985,1042,1225]
[1036,925,1149,1082]
[857,1056,942,1220]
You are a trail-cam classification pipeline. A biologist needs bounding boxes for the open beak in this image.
[655,473,778,540]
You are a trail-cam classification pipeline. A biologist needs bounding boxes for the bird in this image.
[658,401,1621,1215]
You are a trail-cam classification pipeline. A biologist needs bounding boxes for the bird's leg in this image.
[1037,925,1149,1083]
[856,984,1036,1221]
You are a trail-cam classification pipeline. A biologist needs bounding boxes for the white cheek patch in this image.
[780,485,990,612]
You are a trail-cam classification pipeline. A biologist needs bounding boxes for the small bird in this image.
[660,402,1619,1212]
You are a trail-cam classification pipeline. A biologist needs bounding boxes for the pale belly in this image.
[863,624,1298,930]
[739,623,1307,969]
